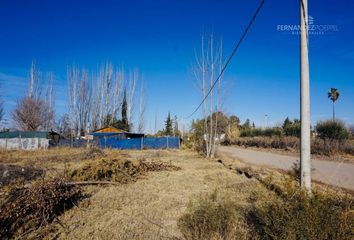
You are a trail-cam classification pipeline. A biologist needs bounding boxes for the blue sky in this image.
[0,0,353,131]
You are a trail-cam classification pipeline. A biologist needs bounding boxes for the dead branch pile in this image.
[70,158,142,183]
[139,159,181,172]
[70,158,181,183]
[0,178,82,239]
[84,147,106,159]
[0,164,44,188]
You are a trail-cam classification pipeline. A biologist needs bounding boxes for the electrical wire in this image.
[185,0,266,119]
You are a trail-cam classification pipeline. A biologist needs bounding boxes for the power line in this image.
[185,0,265,119]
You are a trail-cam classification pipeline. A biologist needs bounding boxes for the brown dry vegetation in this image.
[0,147,353,239]
[229,137,354,162]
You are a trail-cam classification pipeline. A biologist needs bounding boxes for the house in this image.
[91,126,144,140]
[0,131,50,150]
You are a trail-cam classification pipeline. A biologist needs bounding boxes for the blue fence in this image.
[99,137,180,150]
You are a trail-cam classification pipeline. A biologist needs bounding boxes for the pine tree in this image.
[121,88,129,131]
[242,119,251,130]
[164,112,173,136]
[282,117,292,129]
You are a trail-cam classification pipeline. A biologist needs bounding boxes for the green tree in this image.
[164,112,173,135]
[316,120,349,141]
[328,88,340,121]
[102,114,130,132]
[282,117,292,129]
[242,119,251,130]
[121,88,130,131]
[229,115,240,127]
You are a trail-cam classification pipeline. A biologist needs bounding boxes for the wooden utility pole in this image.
[300,0,312,193]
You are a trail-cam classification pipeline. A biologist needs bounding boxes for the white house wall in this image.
[0,138,49,150]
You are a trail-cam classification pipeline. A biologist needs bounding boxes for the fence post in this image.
[166,136,169,149]
[141,137,144,150]
[178,137,180,149]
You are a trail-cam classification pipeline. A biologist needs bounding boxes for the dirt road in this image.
[219,146,354,191]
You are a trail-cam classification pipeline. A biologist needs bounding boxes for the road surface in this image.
[219,146,354,191]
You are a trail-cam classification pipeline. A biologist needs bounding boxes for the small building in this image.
[91,127,144,140]
[89,126,180,150]
[93,126,125,133]
[0,131,50,150]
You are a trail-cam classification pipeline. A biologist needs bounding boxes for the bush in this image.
[248,185,354,240]
[311,138,354,156]
[232,136,299,150]
[316,120,350,141]
[230,136,354,156]
[178,191,249,240]
[284,122,301,137]
[240,128,283,138]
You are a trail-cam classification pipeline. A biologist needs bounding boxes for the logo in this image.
[277,15,339,36]
[306,15,314,25]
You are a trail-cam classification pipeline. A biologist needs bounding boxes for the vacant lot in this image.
[0,148,353,239]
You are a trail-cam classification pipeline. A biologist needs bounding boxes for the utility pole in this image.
[300,0,311,193]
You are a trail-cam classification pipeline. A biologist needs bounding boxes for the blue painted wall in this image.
[99,137,180,150]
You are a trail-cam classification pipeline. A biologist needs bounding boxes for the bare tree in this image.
[102,63,113,125]
[67,63,143,134]
[43,72,56,130]
[67,66,92,136]
[57,113,71,138]
[126,68,137,129]
[91,70,103,130]
[12,97,53,131]
[137,76,146,133]
[0,84,4,123]
[193,34,224,158]
[111,68,123,126]
[0,93,4,123]
[12,62,55,131]
[28,61,42,100]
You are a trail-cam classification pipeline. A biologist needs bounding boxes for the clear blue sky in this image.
[0,0,353,131]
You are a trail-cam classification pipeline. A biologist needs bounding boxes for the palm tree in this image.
[327,88,340,121]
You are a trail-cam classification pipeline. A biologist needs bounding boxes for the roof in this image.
[91,132,144,138]
[0,131,48,139]
[93,126,125,133]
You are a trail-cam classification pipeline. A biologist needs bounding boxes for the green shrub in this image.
[178,191,249,240]
[284,122,301,137]
[248,184,354,240]
[240,128,283,138]
[316,120,350,141]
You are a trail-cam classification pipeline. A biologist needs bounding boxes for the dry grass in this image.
[1,148,257,239]
[45,150,256,240]
[1,148,352,239]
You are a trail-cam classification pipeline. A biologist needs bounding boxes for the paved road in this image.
[219,146,354,191]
